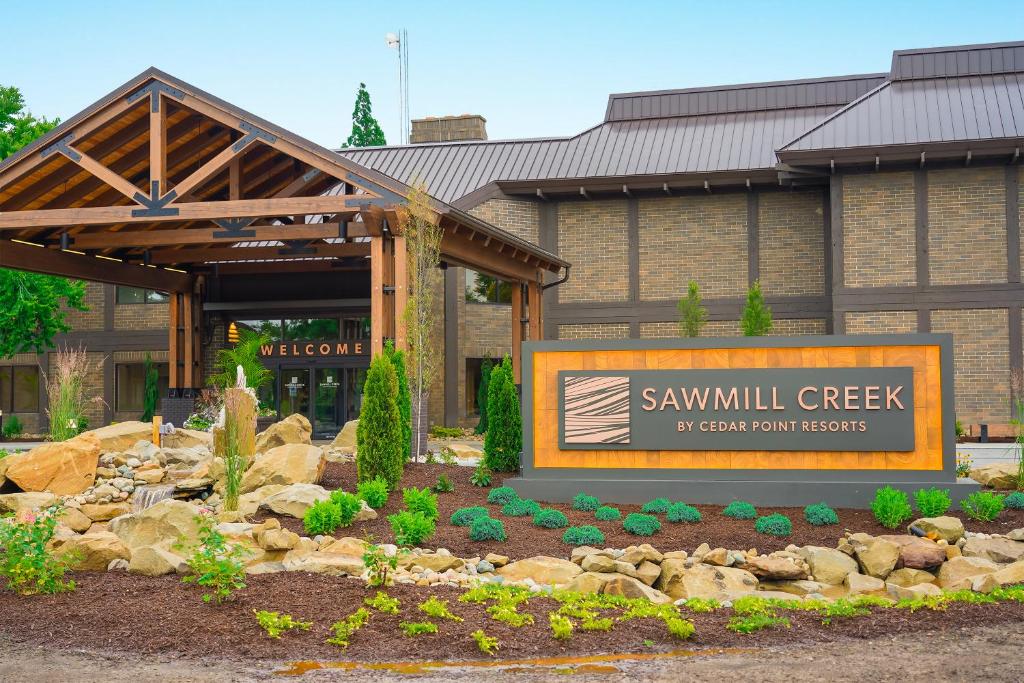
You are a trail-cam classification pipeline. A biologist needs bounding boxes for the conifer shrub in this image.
[356,353,404,489]
[803,502,839,526]
[384,341,413,462]
[487,486,519,505]
[755,513,793,537]
[483,356,522,472]
[572,492,600,511]
[623,513,661,536]
[740,279,773,336]
[451,506,490,527]
[666,502,702,523]
[594,506,621,521]
[913,488,952,517]
[328,491,363,527]
[357,477,389,509]
[871,487,913,529]
[641,498,671,514]
[562,525,605,546]
[402,487,439,522]
[722,501,757,520]
[304,500,342,535]
[1005,491,1024,510]
[533,508,569,529]
[502,498,541,517]
[474,357,493,435]
[469,516,507,542]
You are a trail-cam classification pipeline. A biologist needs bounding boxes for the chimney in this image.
[410,114,487,144]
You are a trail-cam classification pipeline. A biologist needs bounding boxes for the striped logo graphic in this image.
[563,375,631,444]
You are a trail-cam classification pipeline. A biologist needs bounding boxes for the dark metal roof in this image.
[604,74,886,122]
[890,41,1024,81]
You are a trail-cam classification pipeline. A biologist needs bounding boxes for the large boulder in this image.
[255,414,312,454]
[54,531,130,571]
[602,574,672,604]
[887,581,942,600]
[110,499,201,551]
[564,571,613,595]
[908,517,965,544]
[743,553,809,581]
[282,552,364,576]
[239,485,288,517]
[5,433,100,495]
[845,572,886,594]
[886,567,937,587]
[239,444,325,494]
[852,537,901,579]
[330,420,359,451]
[992,560,1024,586]
[160,429,213,450]
[405,553,465,573]
[258,483,330,519]
[129,545,189,576]
[795,546,859,585]
[936,555,999,590]
[497,556,582,586]
[157,446,211,471]
[0,492,57,514]
[969,463,1019,490]
[878,535,947,570]
[961,537,1024,564]
[87,422,153,452]
[656,560,758,600]
[80,502,131,522]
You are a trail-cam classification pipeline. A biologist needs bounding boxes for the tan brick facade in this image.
[62,281,105,331]
[844,311,918,334]
[639,320,742,338]
[931,308,1009,423]
[928,167,1007,285]
[558,323,631,340]
[558,201,629,303]
[758,191,825,296]
[768,318,827,335]
[468,198,539,244]
[113,302,169,329]
[842,172,916,287]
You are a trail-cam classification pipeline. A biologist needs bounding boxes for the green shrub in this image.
[1005,491,1024,510]
[388,510,436,547]
[471,629,500,656]
[755,513,793,537]
[803,502,839,526]
[304,500,342,535]
[483,356,522,472]
[429,425,463,439]
[501,498,541,517]
[666,502,701,523]
[723,500,757,519]
[0,506,75,595]
[641,498,671,514]
[961,491,1004,522]
[384,341,412,462]
[533,508,569,529]
[2,414,23,440]
[329,491,363,527]
[181,514,250,603]
[914,488,952,517]
[399,621,438,636]
[562,525,605,546]
[572,492,600,511]
[254,610,312,638]
[471,462,492,487]
[451,506,490,527]
[549,612,573,639]
[403,487,439,521]
[623,513,661,536]
[356,352,405,489]
[871,486,913,529]
[594,506,621,521]
[364,590,400,614]
[357,477,389,509]
[487,486,519,505]
[432,474,454,493]
[740,279,773,336]
[469,516,507,542]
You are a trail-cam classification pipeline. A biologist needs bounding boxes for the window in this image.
[116,286,169,304]
[284,318,340,341]
[465,358,491,416]
[465,270,513,304]
[230,319,282,342]
[115,363,169,412]
[342,316,370,340]
[0,366,40,413]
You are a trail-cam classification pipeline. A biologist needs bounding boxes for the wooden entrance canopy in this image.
[0,68,567,388]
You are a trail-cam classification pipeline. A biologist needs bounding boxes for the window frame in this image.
[116,286,169,305]
[0,365,41,414]
[114,362,169,413]
[465,270,513,305]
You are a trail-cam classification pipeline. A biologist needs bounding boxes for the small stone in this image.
[107,558,129,572]
[887,581,942,600]
[702,547,731,566]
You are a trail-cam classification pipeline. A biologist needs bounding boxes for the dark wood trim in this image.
[822,188,834,333]
[103,284,115,331]
[829,175,845,333]
[917,308,931,333]
[834,282,1024,309]
[546,295,831,323]
[747,192,759,286]
[539,202,559,340]
[626,198,639,337]
[1007,165,1020,285]
[443,268,459,426]
[914,169,929,288]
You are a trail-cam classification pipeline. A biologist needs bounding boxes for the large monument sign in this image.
[508,335,977,507]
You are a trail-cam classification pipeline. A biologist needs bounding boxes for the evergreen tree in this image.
[474,356,493,435]
[741,279,773,336]
[676,280,707,337]
[384,340,412,462]
[344,83,386,147]
[356,352,404,489]
[141,353,159,422]
[483,356,522,472]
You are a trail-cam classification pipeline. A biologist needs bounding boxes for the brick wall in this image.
[768,318,827,335]
[62,281,105,331]
[844,311,918,334]
[468,198,539,244]
[639,320,742,338]
[559,201,630,303]
[931,308,1009,423]
[113,302,169,330]
[639,195,747,299]
[928,167,1007,285]
[558,323,631,340]
[759,191,825,296]
[843,172,916,287]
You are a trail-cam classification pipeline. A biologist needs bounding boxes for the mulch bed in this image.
[0,571,1022,665]
[255,462,1024,561]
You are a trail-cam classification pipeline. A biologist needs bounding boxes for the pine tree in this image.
[344,83,386,147]
[483,356,522,472]
[140,353,159,422]
[677,280,707,337]
[741,279,773,336]
[384,340,412,462]
[356,353,405,489]
[474,356,493,435]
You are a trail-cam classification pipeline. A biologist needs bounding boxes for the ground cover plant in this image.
[0,506,76,595]
[723,500,757,519]
[572,492,600,511]
[469,516,506,542]
[594,505,621,521]
[418,596,463,621]
[641,498,671,514]
[533,508,569,529]
[180,514,249,604]
[914,488,952,517]
[327,607,371,648]
[364,591,400,614]
[622,513,661,536]
[450,506,490,527]
[666,502,701,523]
[487,486,519,505]
[1006,491,1024,510]
[562,525,605,545]
[803,502,838,526]
[328,491,362,527]
[399,621,438,636]
[961,491,1004,521]
[755,513,793,537]
[871,486,913,529]
[432,474,454,493]
[253,610,312,638]
[501,498,540,517]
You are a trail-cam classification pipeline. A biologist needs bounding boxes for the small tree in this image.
[344,83,386,148]
[483,356,522,472]
[474,356,493,435]
[384,340,412,462]
[140,353,159,422]
[356,353,404,489]
[741,280,773,336]
[208,329,273,392]
[677,280,707,337]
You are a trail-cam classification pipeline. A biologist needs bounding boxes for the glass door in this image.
[280,368,310,420]
[345,367,367,424]
[314,368,343,438]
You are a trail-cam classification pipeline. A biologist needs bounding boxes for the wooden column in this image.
[511,282,524,384]
[191,291,203,388]
[150,96,166,196]
[382,236,396,344]
[370,236,384,356]
[182,290,194,389]
[393,235,408,351]
[168,292,180,389]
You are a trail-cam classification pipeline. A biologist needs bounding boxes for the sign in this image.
[559,367,915,452]
[260,340,369,358]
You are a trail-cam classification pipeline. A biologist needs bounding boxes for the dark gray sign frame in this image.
[508,334,977,508]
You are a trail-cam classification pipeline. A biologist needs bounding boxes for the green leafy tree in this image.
[140,353,159,422]
[474,357,493,434]
[740,279,773,336]
[356,352,404,489]
[208,329,273,392]
[384,340,412,461]
[483,356,522,472]
[677,280,707,337]
[345,83,386,147]
[1,85,59,159]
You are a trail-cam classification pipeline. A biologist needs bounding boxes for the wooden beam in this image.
[70,221,360,249]
[528,279,542,341]
[201,260,367,275]
[394,235,408,351]
[150,98,167,197]
[168,293,180,389]
[60,146,146,204]
[147,241,369,265]
[370,236,384,356]
[0,239,191,291]
[169,136,255,200]
[440,228,539,282]
[228,157,241,201]
[511,283,523,384]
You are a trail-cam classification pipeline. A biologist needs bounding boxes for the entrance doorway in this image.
[278,366,366,439]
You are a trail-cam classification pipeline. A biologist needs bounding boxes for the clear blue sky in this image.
[4,1,1023,147]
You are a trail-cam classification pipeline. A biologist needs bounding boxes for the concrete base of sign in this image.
[506,476,981,509]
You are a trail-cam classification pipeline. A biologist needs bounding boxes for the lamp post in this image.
[385,30,410,144]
